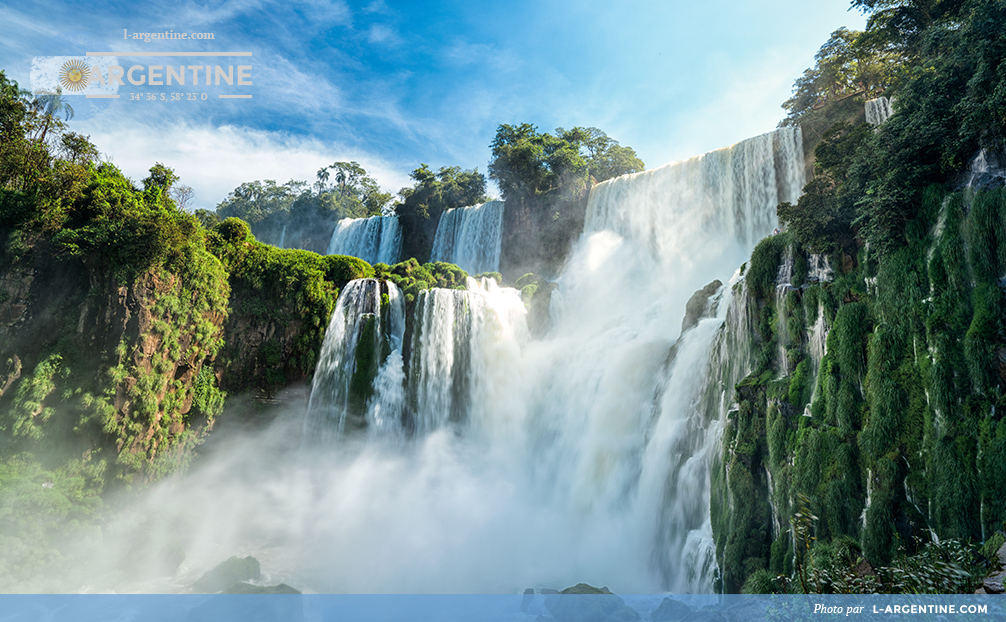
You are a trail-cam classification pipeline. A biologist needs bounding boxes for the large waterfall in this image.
[429,200,505,275]
[171,127,804,594]
[327,215,402,265]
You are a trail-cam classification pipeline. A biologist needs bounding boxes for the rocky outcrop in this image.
[544,584,640,622]
[682,280,723,333]
[977,541,1006,594]
[193,556,261,593]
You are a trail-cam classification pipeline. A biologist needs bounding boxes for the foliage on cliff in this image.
[1,75,233,489]
[209,217,373,393]
[713,0,1006,594]
[716,186,1006,594]
[394,164,488,264]
[779,0,1006,254]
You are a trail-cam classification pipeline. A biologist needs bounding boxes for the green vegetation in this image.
[213,161,392,253]
[716,0,1006,593]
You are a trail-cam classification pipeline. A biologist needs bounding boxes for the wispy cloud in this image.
[442,40,521,73]
[366,25,400,46]
[74,117,411,209]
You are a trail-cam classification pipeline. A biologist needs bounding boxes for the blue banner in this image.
[0,594,1003,622]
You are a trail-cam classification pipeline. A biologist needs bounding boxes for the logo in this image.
[32,56,119,97]
[58,59,91,91]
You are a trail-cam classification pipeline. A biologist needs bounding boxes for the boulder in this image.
[221,582,301,594]
[983,571,1006,595]
[545,584,640,622]
[681,280,723,333]
[193,556,261,593]
[652,598,692,622]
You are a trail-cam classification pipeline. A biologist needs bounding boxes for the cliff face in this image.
[500,189,589,280]
[710,187,1006,593]
[0,244,229,483]
[209,230,374,397]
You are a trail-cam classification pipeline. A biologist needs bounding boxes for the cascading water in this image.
[430,200,505,275]
[510,125,804,591]
[775,245,794,375]
[804,303,830,416]
[808,253,833,282]
[303,279,405,443]
[407,277,528,437]
[161,127,804,595]
[965,148,1006,189]
[327,215,402,265]
[865,96,894,126]
[278,223,287,249]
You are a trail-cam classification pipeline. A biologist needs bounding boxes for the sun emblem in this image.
[58,59,90,91]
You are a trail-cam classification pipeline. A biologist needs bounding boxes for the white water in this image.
[89,127,805,595]
[803,303,830,417]
[430,200,505,275]
[407,277,528,437]
[303,279,404,442]
[775,246,794,374]
[327,215,402,265]
[966,148,1006,188]
[865,96,894,126]
[808,253,833,282]
[304,127,803,592]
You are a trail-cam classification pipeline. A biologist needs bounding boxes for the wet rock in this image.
[545,584,640,622]
[983,571,1006,594]
[682,280,723,333]
[652,598,692,621]
[522,588,535,613]
[221,582,301,594]
[193,556,261,593]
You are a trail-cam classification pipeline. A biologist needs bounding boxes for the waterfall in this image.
[303,279,405,443]
[327,215,402,265]
[278,224,287,249]
[430,200,505,275]
[808,253,833,282]
[775,246,794,375]
[865,96,894,126]
[515,126,803,591]
[804,303,830,417]
[279,127,803,593]
[966,148,1006,189]
[407,277,528,437]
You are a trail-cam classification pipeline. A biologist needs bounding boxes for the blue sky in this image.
[0,0,865,209]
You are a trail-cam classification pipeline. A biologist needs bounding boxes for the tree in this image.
[58,132,100,165]
[171,184,195,211]
[23,88,74,144]
[851,0,970,54]
[781,28,902,125]
[142,163,178,192]
[779,122,872,252]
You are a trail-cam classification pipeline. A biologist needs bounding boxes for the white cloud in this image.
[73,117,412,209]
[367,24,399,46]
[442,40,520,72]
